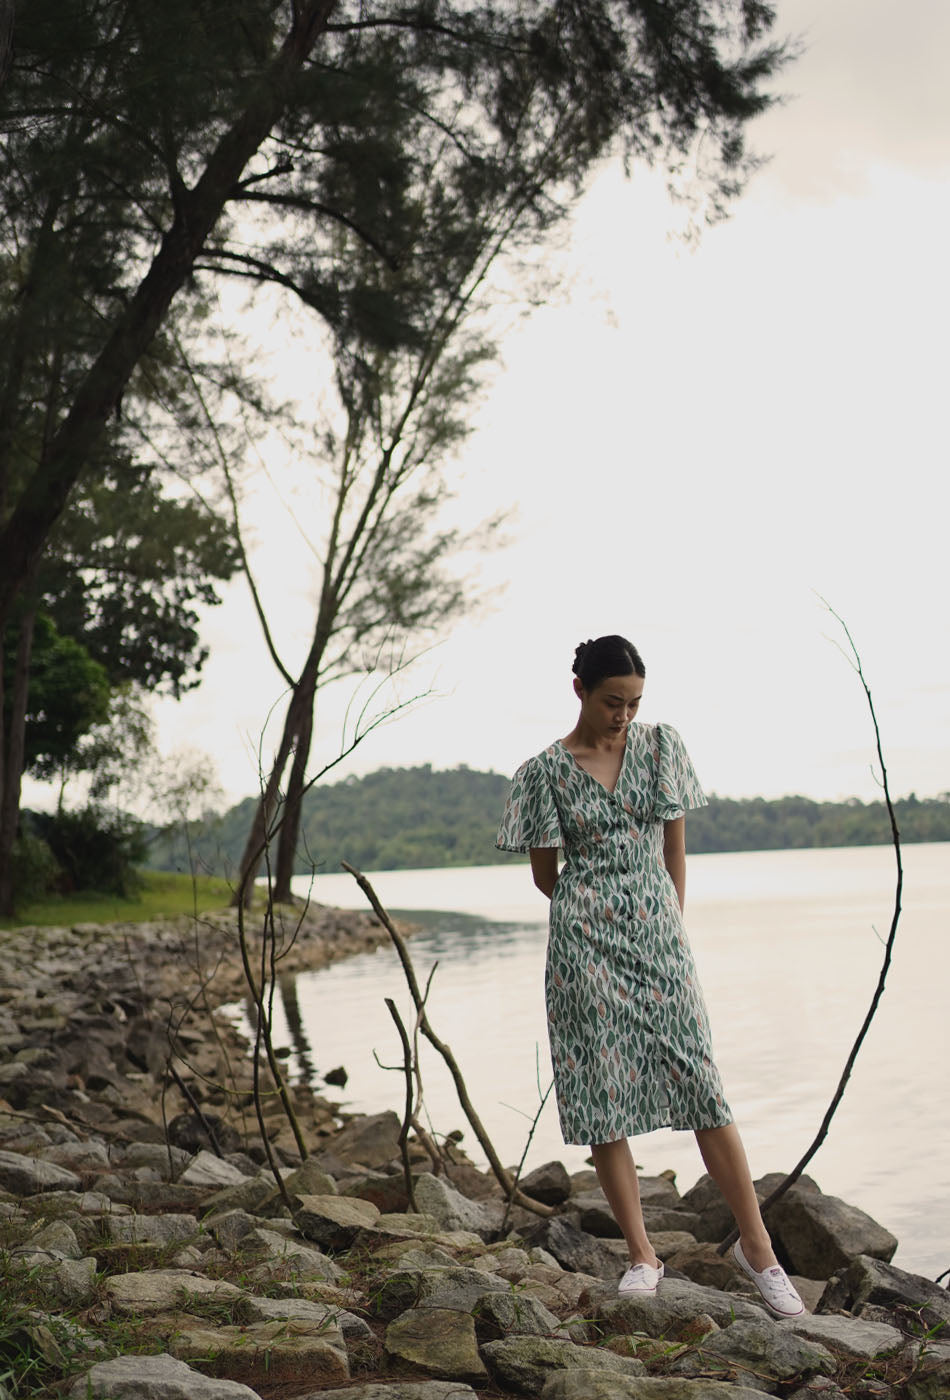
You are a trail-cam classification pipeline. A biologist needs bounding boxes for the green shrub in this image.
[29,806,146,896]
[10,831,61,905]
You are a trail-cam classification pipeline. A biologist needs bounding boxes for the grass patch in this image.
[0,870,237,930]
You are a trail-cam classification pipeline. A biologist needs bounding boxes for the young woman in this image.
[496,634,803,1317]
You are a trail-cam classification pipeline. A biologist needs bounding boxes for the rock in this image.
[642,1206,703,1236]
[0,1149,81,1194]
[14,1219,82,1258]
[767,1188,897,1276]
[662,1241,738,1290]
[200,1173,279,1217]
[594,1277,769,1338]
[205,1208,258,1252]
[67,1353,263,1399]
[786,1313,904,1360]
[370,1265,509,1319]
[473,1291,565,1341]
[412,1171,504,1237]
[330,1110,402,1167]
[341,1169,411,1213]
[302,1384,479,1400]
[166,1111,242,1155]
[236,1294,342,1325]
[520,1160,572,1206]
[541,1378,768,1400]
[670,1317,836,1387]
[905,1360,950,1400]
[105,1268,245,1315]
[238,1226,343,1280]
[179,1150,249,1187]
[28,1255,98,1307]
[282,1158,339,1196]
[384,1307,488,1384]
[293,1192,379,1249]
[40,1139,111,1169]
[171,1319,348,1385]
[481,1335,646,1395]
[324,1065,348,1086]
[96,1213,200,1247]
[521,1215,626,1283]
[817,1255,950,1331]
[572,1190,623,1238]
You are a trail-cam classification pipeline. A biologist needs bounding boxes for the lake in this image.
[253,843,948,1281]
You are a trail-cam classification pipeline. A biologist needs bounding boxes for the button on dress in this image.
[496,721,732,1146]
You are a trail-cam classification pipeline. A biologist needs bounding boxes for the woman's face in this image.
[575,671,644,737]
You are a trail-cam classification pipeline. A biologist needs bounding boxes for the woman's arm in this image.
[663,816,686,912]
[529,847,559,899]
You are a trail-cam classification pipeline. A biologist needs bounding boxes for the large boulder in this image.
[520,1161,572,1206]
[412,1172,505,1238]
[785,1313,904,1361]
[384,1307,488,1384]
[594,1277,768,1338]
[369,1265,509,1320]
[817,1254,950,1332]
[329,1110,402,1168]
[541,1379,770,1400]
[0,1149,81,1194]
[670,1317,836,1387]
[766,1187,897,1277]
[521,1216,626,1283]
[292,1192,379,1249]
[67,1353,262,1399]
[179,1150,250,1188]
[473,1291,565,1342]
[171,1319,349,1386]
[105,1269,244,1316]
[481,1335,646,1395]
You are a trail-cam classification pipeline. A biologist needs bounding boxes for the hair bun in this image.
[571,639,594,676]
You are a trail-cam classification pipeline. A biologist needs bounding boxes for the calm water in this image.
[254,844,948,1280]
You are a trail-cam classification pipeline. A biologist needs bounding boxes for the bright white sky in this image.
[57,0,950,815]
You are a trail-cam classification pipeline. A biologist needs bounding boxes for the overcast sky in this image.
[38,0,950,818]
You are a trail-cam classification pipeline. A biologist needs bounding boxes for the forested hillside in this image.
[145,765,950,879]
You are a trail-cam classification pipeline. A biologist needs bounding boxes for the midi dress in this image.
[496,721,733,1146]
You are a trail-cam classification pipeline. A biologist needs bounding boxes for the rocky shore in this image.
[1,906,948,1400]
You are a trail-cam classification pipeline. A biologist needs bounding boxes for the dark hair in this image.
[572,634,645,690]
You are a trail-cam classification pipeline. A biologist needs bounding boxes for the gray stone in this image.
[786,1313,904,1360]
[767,1188,897,1277]
[306,1383,479,1400]
[572,1190,623,1238]
[179,1149,249,1187]
[481,1335,646,1395]
[370,1265,509,1319]
[330,1109,402,1167]
[98,1212,199,1247]
[236,1294,341,1325]
[642,1206,703,1236]
[170,1319,348,1386]
[200,1172,277,1216]
[385,1307,488,1384]
[520,1160,572,1206]
[282,1158,339,1196]
[412,1171,504,1237]
[671,1318,836,1387]
[40,1139,111,1169]
[522,1215,627,1283]
[105,1268,245,1315]
[67,1352,262,1399]
[14,1219,82,1258]
[818,1254,950,1331]
[238,1226,343,1280]
[595,1276,769,1337]
[905,1360,950,1400]
[473,1290,565,1341]
[542,1378,769,1400]
[293,1191,379,1248]
[664,1240,740,1290]
[31,1255,98,1307]
[205,1208,258,1252]
[0,1149,81,1194]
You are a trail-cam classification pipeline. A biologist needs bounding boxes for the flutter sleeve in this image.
[653,723,708,821]
[496,755,562,852]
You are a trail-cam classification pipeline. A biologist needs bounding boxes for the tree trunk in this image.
[0,606,37,915]
[273,680,316,903]
[0,0,338,629]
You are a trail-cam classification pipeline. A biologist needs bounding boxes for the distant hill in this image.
[144,763,950,878]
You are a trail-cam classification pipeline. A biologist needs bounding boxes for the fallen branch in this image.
[718,606,903,1252]
[342,860,554,1217]
[384,997,419,1213]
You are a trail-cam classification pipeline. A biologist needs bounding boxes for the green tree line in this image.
[145,765,950,879]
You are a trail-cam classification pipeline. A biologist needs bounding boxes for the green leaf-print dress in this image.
[497,722,733,1146]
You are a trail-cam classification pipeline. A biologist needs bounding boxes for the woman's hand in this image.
[663,816,686,912]
[529,847,559,899]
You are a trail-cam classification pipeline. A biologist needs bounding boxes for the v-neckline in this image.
[557,727,632,797]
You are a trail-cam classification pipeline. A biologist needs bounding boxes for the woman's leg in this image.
[590,1137,659,1267]
[694,1122,776,1271]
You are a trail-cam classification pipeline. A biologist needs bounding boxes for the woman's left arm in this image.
[663,816,686,912]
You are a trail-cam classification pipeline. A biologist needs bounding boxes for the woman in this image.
[496,634,803,1317]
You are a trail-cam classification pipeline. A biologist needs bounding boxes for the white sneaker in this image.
[618,1260,664,1296]
[733,1240,805,1317]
